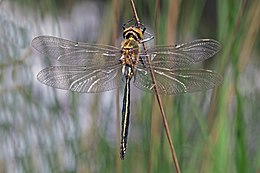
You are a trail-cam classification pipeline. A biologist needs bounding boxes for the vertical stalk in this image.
[148,0,160,172]
[129,0,181,173]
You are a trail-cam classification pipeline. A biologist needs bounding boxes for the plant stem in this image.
[129,0,181,173]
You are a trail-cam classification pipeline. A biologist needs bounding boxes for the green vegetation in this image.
[0,0,259,172]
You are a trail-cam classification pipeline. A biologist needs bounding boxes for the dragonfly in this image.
[31,22,222,160]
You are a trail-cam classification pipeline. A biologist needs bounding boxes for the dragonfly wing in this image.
[37,66,122,93]
[134,68,223,95]
[142,39,221,69]
[31,36,121,67]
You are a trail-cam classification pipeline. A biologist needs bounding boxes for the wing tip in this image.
[31,36,41,50]
[31,35,50,53]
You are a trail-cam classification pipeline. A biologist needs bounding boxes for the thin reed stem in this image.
[129,0,181,173]
[148,1,160,172]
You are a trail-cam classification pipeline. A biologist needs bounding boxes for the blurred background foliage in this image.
[0,0,259,172]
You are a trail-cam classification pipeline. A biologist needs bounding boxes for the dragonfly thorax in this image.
[120,37,140,67]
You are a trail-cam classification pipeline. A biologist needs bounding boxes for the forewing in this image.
[141,39,221,69]
[37,66,122,93]
[31,36,121,67]
[134,68,223,95]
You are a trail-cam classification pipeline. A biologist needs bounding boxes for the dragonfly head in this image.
[123,26,144,41]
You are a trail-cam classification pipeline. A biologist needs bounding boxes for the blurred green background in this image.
[0,0,259,172]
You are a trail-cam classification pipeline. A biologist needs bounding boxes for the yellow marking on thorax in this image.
[121,37,140,68]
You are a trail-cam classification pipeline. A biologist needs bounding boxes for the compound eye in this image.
[125,34,130,39]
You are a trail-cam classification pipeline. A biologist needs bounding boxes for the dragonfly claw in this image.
[149,84,156,90]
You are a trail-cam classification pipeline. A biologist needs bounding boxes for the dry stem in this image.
[129,0,181,173]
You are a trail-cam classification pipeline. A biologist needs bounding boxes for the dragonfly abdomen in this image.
[120,66,133,160]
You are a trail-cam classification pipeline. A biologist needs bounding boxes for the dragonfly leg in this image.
[123,18,148,30]
[136,23,154,43]
[149,84,156,90]
[140,31,154,43]
[139,56,147,68]
[122,17,135,29]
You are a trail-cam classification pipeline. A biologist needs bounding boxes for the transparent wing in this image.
[134,67,223,95]
[37,65,122,93]
[31,36,122,67]
[138,39,221,69]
